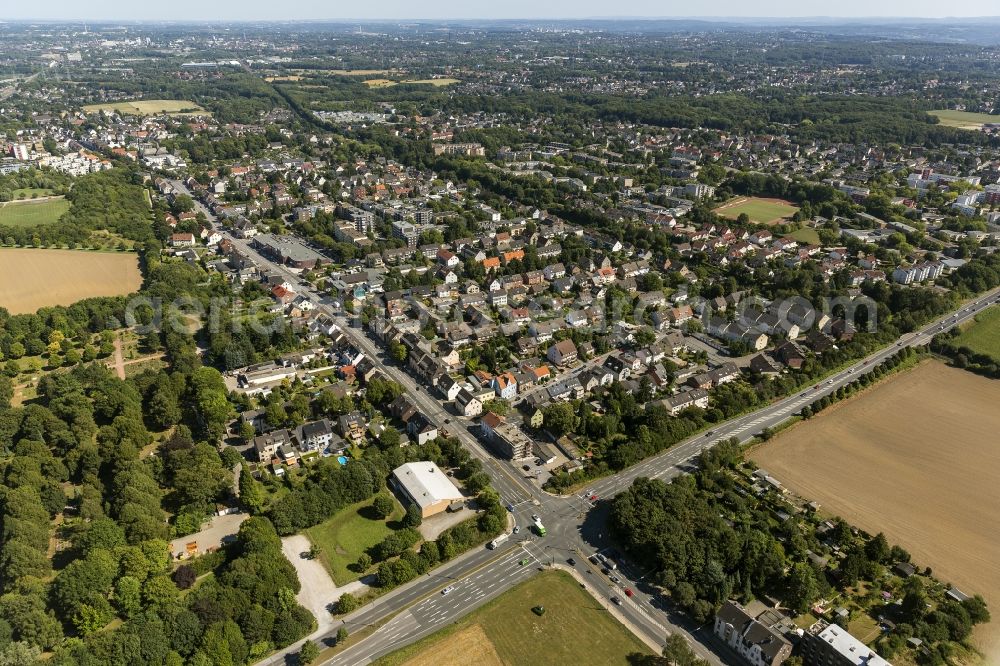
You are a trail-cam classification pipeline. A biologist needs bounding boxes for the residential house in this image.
[547,339,579,366]
[337,411,367,445]
[490,372,519,400]
[801,622,888,666]
[438,375,462,401]
[407,415,439,445]
[653,388,710,416]
[479,413,534,459]
[774,341,806,370]
[253,429,295,464]
[713,601,792,666]
[169,232,196,247]
[297,419,339,453]
[455,389,484,418]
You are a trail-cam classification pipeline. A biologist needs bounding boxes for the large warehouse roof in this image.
[392,461,464,509]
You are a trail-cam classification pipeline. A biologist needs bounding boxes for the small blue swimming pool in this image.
[337,455,349,466]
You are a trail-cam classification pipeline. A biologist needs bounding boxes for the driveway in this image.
[418,507,476,542]
[281,534,368,635]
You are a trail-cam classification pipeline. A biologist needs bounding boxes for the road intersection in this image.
[171,179,1000,665]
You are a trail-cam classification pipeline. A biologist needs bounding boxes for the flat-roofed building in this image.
[252,233,326,269]
[391,461,465,518]
[802,622,890,666]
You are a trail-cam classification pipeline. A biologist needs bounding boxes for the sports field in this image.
[0,196,70,227]
[304,494,406,586]
[715,196,799,224]
[82,99,208,116]
[953,305,1000,361]
[751,360,1000,655]
[929,109,1000,130]
[0,248,143,314]
[375,570,652,666]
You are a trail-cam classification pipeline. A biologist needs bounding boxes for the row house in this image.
[653,388,710,416]
[892,261,944,285]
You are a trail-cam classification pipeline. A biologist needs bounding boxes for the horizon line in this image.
[3,15,1000,23]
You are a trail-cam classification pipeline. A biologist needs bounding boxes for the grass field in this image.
[953,305,1000,361]
[0,248,143,314]
[787,227,821,245]
[375,571,653,666]
[715,196,799,224]
[11,188,56,199]
[751,360,1000,656]
[305,494,405,586]
[929,109,1000,130]
[0,196,70,227]
[82,99,208,116]
[363,78,460,88]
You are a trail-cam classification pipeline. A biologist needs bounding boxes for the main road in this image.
[170,179,1000,665]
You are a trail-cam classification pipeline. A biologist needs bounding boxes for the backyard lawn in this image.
[374,570,653,666]
[953,305,1000,361]
[787,227,821,245]
[305,494,406,585]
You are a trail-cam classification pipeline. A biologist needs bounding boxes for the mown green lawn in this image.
[11,188,56,199]
[716,196,799,223]
[305,494,405,586]
[374,570,653,666]
[0,196,70,227]
[954,305,1000,361]
[929,109,1000,129]
[787,227,821,245]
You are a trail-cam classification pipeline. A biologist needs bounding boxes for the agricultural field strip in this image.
[750,360,1000,654]
[0,248,142,314]
[588,286,1000,498]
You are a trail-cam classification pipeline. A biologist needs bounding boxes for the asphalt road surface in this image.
[171,180,1000,665]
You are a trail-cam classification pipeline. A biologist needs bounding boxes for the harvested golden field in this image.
[82,99,208,116]
[752,360,1000,656]
[0,248,142,314]
[363,77,460,88]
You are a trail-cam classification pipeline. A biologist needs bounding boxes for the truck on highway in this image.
[533,518,547,536]
[488,534,509,549]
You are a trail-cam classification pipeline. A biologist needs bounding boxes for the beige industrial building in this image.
[391,461,465,518]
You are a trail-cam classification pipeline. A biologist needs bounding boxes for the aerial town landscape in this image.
[1,6,1000,666]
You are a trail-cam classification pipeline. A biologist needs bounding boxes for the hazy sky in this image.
[1,0,997,21]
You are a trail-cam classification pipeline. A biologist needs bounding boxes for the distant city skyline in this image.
[2,1,998,22]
